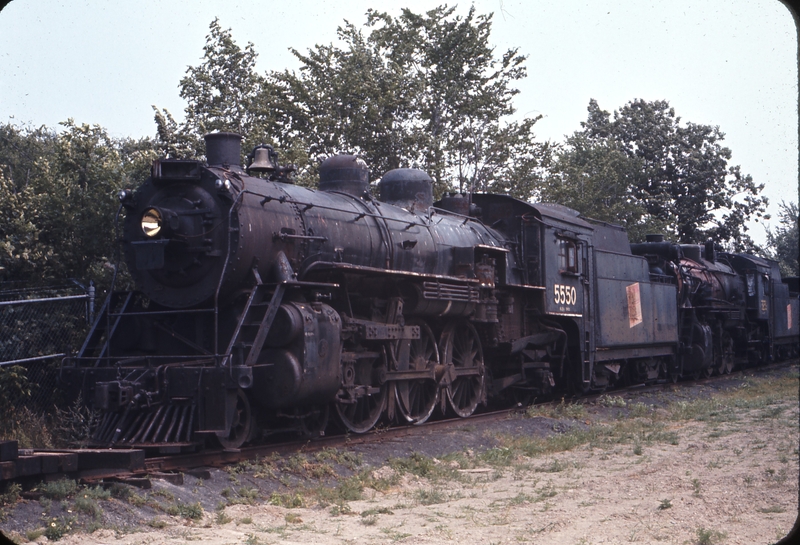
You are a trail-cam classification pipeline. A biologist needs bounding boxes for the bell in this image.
[247,145,276,173]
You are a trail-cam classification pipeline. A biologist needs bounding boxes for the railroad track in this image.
[2,359,796,489]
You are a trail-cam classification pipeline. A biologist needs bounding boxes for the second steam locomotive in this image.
[60,132,799,450]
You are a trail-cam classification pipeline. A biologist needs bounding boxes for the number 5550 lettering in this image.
[553,284,577,306]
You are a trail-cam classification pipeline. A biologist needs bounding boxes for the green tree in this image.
[765,201,799,277]
[170,8,549,194]
[158,18,311,182]
[560,99,768,247]
[541,134,664,241]
[0,121,155,287]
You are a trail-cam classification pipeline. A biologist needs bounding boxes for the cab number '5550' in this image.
[553,284,577,306]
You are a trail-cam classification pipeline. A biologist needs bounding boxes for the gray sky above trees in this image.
[0,0,796,245]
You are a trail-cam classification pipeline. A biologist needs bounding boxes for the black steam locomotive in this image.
[59,133,799,450]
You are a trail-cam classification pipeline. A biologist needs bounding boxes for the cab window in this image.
[558,239,578,274]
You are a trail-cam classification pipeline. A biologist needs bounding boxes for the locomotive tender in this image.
[60,132,799,450]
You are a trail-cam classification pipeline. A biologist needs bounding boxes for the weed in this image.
[533,485,558,502]
[0,483,21,506]
[227,456,275,476]
[535,459,570,473]
[480,446,515,466]
[527,398,586,419]
[598,395,627,408]
[757,505,786,514]
[362,507,393,516]
[315,448,363,470]
[696,527,726,545]
[268,492,304,508]
[314,474,365,506]
[380,527,412,541]
[508,492,535,505]
[363,469,400,491]
[151,488,175,501]
[629,402,652,417]
[658,499,672,510]
[766,468,788,484]
[414,488,447,505]
[2,405,56,449]
[285,453,307,472]
[39,479,78,500]
[239,516,253,524]
[176,502,203,520]
[26,529,45,542]
[633,443,643,456]
[223,486,260,506]
[691,478,702,496]
[82,485,111,500]
[760,406,786,419]
[215,510,232,524]
[128,493,148,507]
[73,496,102,518]
[44,515,76,541]
[244,533,262,545]
[390,452,437,477]
[147,518,168,529]
[329,504,353,516]
[285,512,303,524]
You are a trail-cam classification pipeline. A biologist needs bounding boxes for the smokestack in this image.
[204,132,243,168]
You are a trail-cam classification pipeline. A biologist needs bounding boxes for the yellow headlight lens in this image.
[141,208,163,237]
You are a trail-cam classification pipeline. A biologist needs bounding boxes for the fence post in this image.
[89,281,95,324]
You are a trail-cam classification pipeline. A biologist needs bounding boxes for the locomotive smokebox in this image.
[204,132,243,168]
[378,168,433,211]
[319,155,370,196]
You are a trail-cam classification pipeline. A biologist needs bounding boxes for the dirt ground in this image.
[2,365,798,545]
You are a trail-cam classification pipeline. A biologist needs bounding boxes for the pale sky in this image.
[0,0,797,245]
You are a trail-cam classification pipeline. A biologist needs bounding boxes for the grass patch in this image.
[757,505,786,514]
[44,515,76,541]
[147,518,168,529]
[268,492,305,508]
[361,506,393,517]
[222,486,261,505]
[38,479,78,500]
[413,488,448,505]
[597,395,627,408]
[1,483,21,507]
[696,526,727,545]
[527,398,587,419]
[315,447,363,470]
[226,455,279,480]
[215,510,232,524]
[535,459,573,473]
[167,501,203,520]
[73,496,102,518]
[284,512,303,524]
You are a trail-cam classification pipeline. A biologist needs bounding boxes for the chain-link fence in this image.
[0,282,94,420]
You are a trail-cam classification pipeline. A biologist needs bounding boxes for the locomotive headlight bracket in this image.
[141,207,179,236]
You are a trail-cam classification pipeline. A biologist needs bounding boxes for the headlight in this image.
[141,208,163,237]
